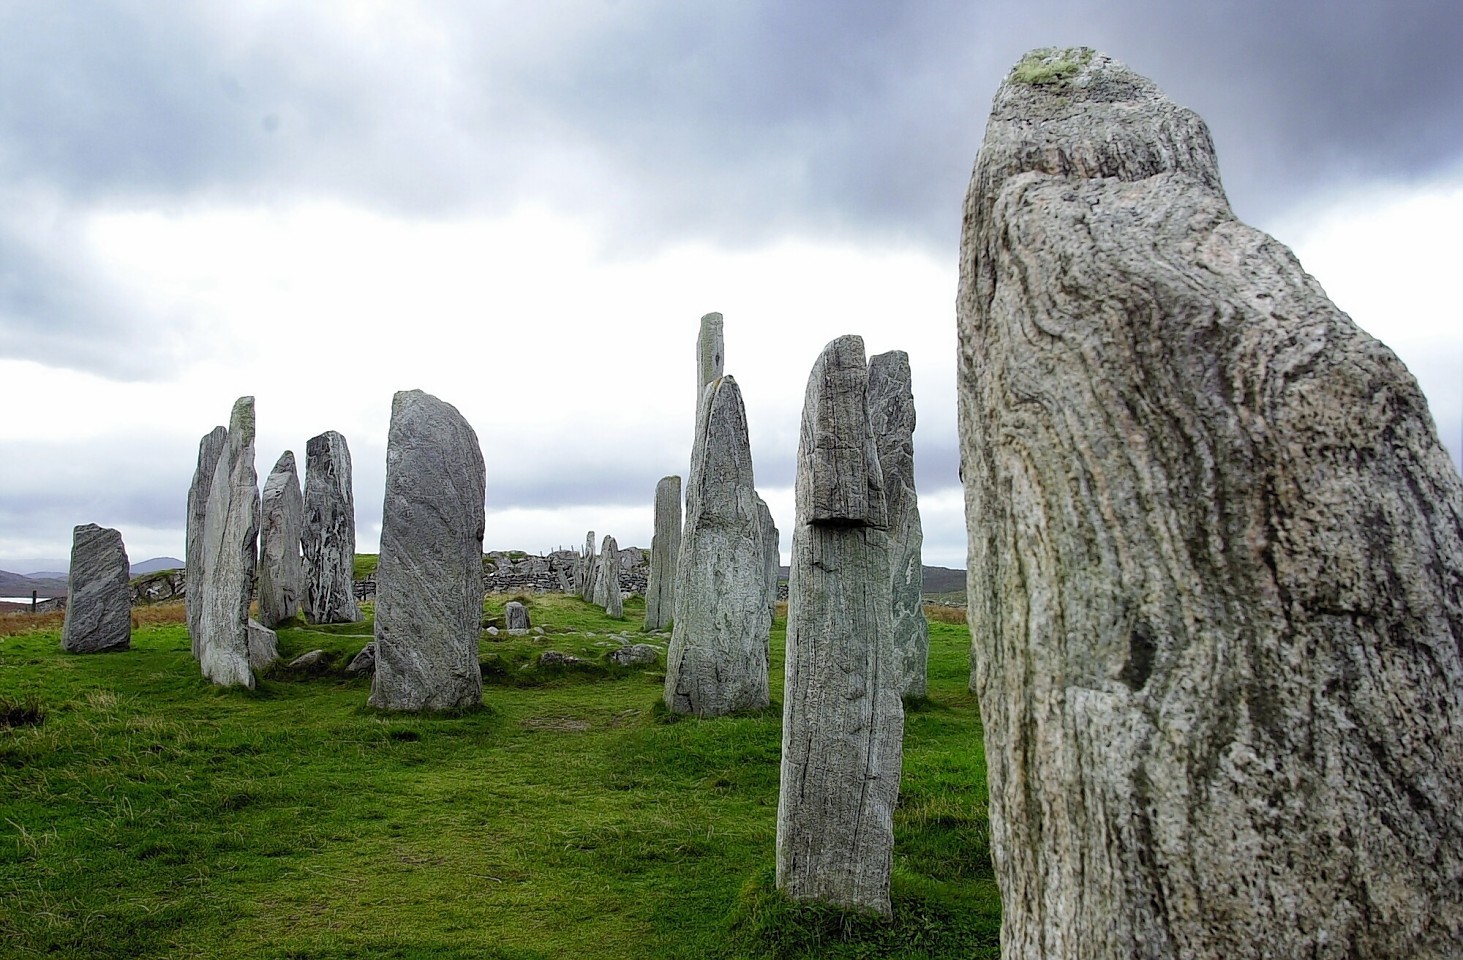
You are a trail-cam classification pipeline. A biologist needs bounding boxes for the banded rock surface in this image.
[198,397,263,688]
[644,476,682,631]
[957,48,1463,958]
[868,350,929,698]
[370,390,486,712]
[303,431,358,625]
[185,426,227,656]
[60,523,131,654]
[258,451,305,628]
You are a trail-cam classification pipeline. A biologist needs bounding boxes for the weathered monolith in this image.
[258,450,305,628]
[302,430,358,624]
[505,601,530,634]
[696,311,725,408]
[664,375,771,716]
[198,396,263,688]
[958,48,1463,959]
[596,534,624,619]
[868,350,929,698]
[186,425,227,657]
[369,390,486,712]
[576,530,596,601]
[776,335,901,918]
[644,476,682,630]
[755,495,779,640]
[60,523,131,653]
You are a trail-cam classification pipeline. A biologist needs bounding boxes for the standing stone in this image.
[198,396,262,688]
[60,523,131,653]
[958,49,1463,959]
[505,601,530,634]
[185,426,227,657]
[868,350,929,698]
[776,335,901,918]
[755,495,779,639]
[576,530,597,601]
[369,390,485,712]
[257,451,305,628]
[664,375,770,716]
[696,311,725,409]
[596,534,624,619]
[644,476,682,630]
[303,430,358,624]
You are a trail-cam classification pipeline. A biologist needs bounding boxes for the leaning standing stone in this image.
[644,476,682,631]
[60,523,131,653]
[959,48,1463,958]
[185,425,227,657]
[776,335,901,918]
[369,389,486,712]
[258,450,305,628]
[664,375,771,716]
[868,350,929,698]
[302,430,358,624]
[198,396,263,688]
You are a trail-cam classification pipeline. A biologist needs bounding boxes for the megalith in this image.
[868,350,929,698]
[596,534,623,619]
[505,601,530,634]
[60,523,131,653]
[644,475,682,631]
[664,375,771,717]
[696,311,725,410]
[755,495,779,640]
[198,396,263,688]
[958,48,1463,958]
[776,335,901,918]
[185,425,227,657]
[258,450,305,628]
[302,430,358,624]
[575,530,596,601]
[369,389,486,712]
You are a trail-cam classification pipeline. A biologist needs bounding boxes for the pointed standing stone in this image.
[60,523,131,653]
[186,426,227,657]
[755,495,780,642]
[868,350,929,698]
[959,48,1463,958]
[777,335,901,918]
[644,476,682,631]
[369,390,485,712]
[302,430,358,624]
[664,375,771,716]
[198,396,263,688]
[597,534,623,619]
[258,450,305,628]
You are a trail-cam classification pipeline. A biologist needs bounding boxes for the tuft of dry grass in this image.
[923,603,969,625]
[0,609,65,637]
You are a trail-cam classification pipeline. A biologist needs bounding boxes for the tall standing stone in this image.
[755,495,780,640]
[303,430,358,624]
[576,530,597,601]
[369,389,486,712]
[645,476,682,630]
[597,534,623,619]
[776,335,901,918]
[696,311,725,409]
[186,426,227,657]
[868,350,929,698]
[258,450,305,628]
[958,49,1463,958]
[198,396,262,688]
[664,375,771,717]
[60,523,131,653]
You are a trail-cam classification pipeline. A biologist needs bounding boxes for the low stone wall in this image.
[354,547,651,601]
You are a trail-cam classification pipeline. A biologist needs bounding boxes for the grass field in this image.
[0,593,997,959]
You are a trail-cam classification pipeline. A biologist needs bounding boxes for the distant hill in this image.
[131,557,184,576]
[0,570,68,598]
[774,563,966,600]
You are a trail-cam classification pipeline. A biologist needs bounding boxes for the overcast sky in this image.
[2,1,1460,575]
